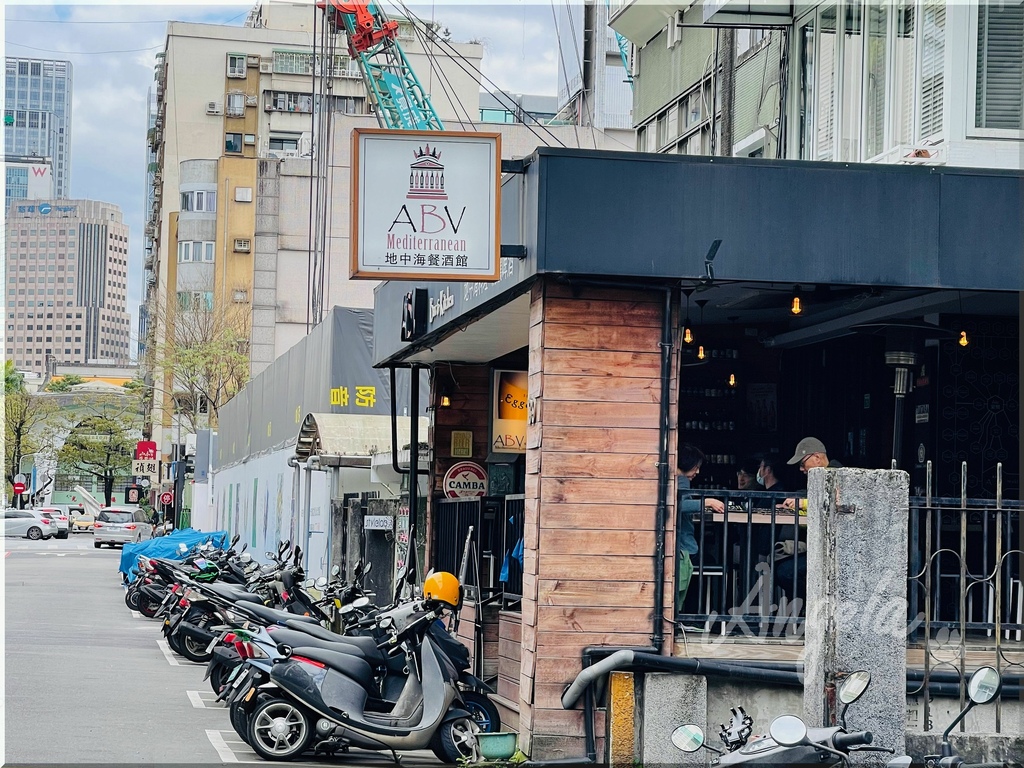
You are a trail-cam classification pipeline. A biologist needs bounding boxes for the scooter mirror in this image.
[379,616,394,630]
[239,553,252,562]
[331,565,341,577]
[363,562,372,575]
[239,543,247,553]
[670,724,705,753]
[304,578,315,588]
[967,666,1001,704]
[231,533,240,546]
[340,603,356,615]
[266,552,275,560]
[315,577,328,588]
[839,670,871,705]
[353,596,371,608]
[353,559,364,577]
[769,715,808,748]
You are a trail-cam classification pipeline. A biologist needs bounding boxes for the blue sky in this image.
[3,1,563,353]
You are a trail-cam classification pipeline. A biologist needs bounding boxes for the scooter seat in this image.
[204,582,265,604]
[287,647,376,691]
[234,600,321,626]
[268,628,384,663]
[281,620,381,657]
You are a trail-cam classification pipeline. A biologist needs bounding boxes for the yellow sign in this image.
[451,430,473,458]
[491,370,528,454]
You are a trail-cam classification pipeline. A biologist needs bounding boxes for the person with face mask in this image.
[756,454,785,493]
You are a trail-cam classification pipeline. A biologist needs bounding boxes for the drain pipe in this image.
[653,287,673,652]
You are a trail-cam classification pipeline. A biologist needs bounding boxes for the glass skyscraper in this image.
[4,57,73,198]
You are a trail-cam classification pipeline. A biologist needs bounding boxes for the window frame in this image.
[966,2,1024,139]
[226,53,247,79]
[225,133,243,154]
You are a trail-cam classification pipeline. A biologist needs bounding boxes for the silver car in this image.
[36,508,71,539]
[4,509,56,540]
[93,507,154,548]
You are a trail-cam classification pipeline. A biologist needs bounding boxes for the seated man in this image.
[677,444,724,615]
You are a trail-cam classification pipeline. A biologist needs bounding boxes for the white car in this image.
[3,509,55,540]
[93,506,154,548]
[35,508,70,539]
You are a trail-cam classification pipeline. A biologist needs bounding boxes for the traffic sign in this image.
[160,491,174,506]
[12,481,26,495]
[14,473,26,485]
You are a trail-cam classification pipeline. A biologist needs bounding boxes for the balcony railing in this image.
[676,482,1024,643]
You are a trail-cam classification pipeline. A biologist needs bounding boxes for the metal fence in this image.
[676,464,1024,644]
[434,495,525,604]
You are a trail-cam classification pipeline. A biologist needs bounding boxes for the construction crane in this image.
[317,0,444,131]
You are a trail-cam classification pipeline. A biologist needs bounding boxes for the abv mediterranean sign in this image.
[442,461,488,499]
[350,128,501,282]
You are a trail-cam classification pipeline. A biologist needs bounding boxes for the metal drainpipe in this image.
[287,456,301,551]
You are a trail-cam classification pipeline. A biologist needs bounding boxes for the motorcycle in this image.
[672,669,892,765]
[231,572,481,763]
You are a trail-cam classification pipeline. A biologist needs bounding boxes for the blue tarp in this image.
[119,528,229,581]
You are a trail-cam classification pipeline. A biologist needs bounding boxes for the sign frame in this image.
[350,127,502,282]
[491,369,529,455]
[442,461,488,499]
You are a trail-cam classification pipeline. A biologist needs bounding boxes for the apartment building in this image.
[5,199,132,374]
[612,0,1024,169]
[4,57,72,197]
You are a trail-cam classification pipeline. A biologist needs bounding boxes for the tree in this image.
[5,359,24,394]
[5,388,59,506]
[44,374,85,393]
[57,392,141,506]
[152,299,251,432]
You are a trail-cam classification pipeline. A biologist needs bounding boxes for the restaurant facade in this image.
[371,148,1023,757]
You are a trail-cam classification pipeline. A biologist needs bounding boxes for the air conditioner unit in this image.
[259,62,273,74]
[206,101,223,115]
[246,55,260,67]
[243,134,256,145]
[233,238,252,253]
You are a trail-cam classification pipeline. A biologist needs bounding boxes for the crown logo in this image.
[408,144,447,200]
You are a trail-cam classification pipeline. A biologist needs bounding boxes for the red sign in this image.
[136,441,158,460]
[12,482,26,495]
[160,491,174,506]
[442,461,488,499]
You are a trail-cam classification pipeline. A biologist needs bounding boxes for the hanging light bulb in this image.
[791,286,803,315]
[697,345,706,360]
[682,288,695,344]
[728,373,737,387]
[959,331,969,347]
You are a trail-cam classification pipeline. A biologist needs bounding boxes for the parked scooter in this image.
[923,666,1013,768]
[237,571,480,763]
[671,670,895,765]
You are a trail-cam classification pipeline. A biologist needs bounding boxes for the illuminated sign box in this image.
[350,128,501,282]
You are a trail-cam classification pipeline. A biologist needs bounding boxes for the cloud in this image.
[6,2,581,353]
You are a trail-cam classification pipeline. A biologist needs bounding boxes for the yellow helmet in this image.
[423,571,461,608]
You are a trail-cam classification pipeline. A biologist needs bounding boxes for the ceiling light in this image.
[791,286,802,315]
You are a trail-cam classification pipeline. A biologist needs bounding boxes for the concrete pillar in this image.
[803,468,909,763]
[640,672,707,767]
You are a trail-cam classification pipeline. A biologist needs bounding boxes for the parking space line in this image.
[188,690,225,709]
[157,637,183,666]
[130,610,142,619]
[205,730,240,763]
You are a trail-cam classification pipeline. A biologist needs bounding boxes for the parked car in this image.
[35,508,70,539]
[93,507,153,548]
[3,509,55,540]
[70,509,94,533]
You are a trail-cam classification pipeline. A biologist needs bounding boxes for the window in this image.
[975,1,1023,130]
[227,54,246,78]
[181,190,217,212]
[226,91,245,117]
[178,241,192,262]
[736,28,767,58]
[269,135,299,150]
[273,51,313,75]
[918,1,945,139]
[864,3,888,159]
[225,133,242,153]
[816,4,838,161]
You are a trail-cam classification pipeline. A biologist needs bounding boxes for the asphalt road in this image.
[3,534,446,767]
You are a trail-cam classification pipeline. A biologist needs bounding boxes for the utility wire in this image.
[562,0,597,149]
[400,9,477,128]
[5,41,161,54]
[549,2,581,148]
[390,0,569,149]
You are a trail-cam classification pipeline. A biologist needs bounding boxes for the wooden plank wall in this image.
[520,278,678,759]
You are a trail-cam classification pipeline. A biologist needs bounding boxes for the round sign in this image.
[12,482,26,495]
[442,462,488,499]
[38,203,51,215]
[160,491,174,505]
[14,473,26,485]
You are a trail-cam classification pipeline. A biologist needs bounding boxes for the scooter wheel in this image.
[138,596,163,619]
[229,699,253,746]
[180,633,214,663]
[125,588,141,611]
[165,629,185,656]
[247,697,313,761]
[210,662,233,696]
[461,692,501,733]
[431,716,480,763]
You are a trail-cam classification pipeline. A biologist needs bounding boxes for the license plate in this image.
[226,664,243,684]
[205,636,219,654]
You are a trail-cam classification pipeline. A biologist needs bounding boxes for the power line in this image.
[5,41,162,55]
[7,18,167,24]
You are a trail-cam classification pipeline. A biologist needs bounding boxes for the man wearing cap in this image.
[779,437,841,510]
[774,438,843,604]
